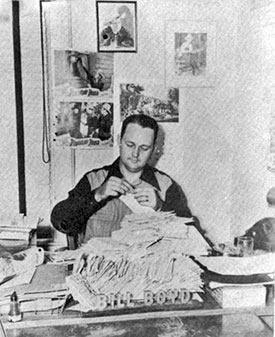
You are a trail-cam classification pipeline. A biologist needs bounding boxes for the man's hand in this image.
[133,185,161,210]
[94,177,134,202]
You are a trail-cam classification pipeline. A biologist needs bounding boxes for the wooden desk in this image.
[2,262,273,336]
[3,309,273,337]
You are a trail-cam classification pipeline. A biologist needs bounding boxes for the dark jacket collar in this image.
[107,157,160,191]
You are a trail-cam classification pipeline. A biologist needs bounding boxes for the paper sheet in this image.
[197,252,275,275]
[119,193,156,214]
[209,280,275,289]
[0,268,36,289]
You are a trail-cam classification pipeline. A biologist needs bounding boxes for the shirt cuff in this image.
[88,189,108,208]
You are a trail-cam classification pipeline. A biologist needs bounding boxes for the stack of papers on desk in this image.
[112,211,191,244]
[67,252,203,312]
[0,214,40,251]
[65,235,205,311]
[0,227,32,241]
[112,212,210,255]
[196,253,275,308]
[197,253,275,279]
[0,263,68,315]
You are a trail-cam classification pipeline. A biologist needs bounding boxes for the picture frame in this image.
[96,1,137,52]
[165,21,216,87]
[120,83,180,123]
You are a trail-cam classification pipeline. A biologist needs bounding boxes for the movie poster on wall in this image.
[165,21,216,87]
[53,101,114,147]
[119,83,179,123]
[52,50,114,147]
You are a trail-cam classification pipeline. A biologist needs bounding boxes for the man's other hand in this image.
[133,185,159,209]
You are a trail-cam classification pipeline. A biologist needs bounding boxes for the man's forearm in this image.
[50,175,107,235]
[50,192,103,235]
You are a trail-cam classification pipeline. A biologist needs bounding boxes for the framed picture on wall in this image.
[120,83,180,123]
[96,1,137,52]
[165,21,216,87]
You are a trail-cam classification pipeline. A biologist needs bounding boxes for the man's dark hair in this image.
[121,114,159,143]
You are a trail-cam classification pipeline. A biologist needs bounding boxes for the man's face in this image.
[88,108,95,116]
[119,123,155,173]
[110,18,122,34]
[69,103,79,114]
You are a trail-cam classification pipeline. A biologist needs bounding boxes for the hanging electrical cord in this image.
[42,101,50,164]
[40,0,50,164]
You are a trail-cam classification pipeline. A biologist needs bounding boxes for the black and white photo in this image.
[96,1,137,52]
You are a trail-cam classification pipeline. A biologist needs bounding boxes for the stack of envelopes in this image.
[111,212,207,255]
[66,232,204,311]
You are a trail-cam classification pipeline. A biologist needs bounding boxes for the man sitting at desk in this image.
[51,114,194,241]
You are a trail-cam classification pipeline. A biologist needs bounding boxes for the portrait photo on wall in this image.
[96,1,137,52]
[53,49,114,99]
[120,83,179,123]
[165,21,216,87]
[53,100,114,148]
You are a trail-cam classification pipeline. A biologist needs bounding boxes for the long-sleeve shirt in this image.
[51,158,193,236]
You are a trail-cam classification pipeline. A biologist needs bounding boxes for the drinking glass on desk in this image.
[237,236,254,257]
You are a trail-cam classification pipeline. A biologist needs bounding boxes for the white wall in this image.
[231,0,275,238]
[1,0,274,246]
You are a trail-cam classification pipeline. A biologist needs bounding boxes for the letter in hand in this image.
[94,176,134,202]
[133,184,158,210]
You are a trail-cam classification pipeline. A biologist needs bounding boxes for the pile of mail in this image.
[66,234,204,312]
[112,212,209,256]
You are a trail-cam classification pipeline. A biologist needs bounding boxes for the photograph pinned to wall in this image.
[96,1,137,52]
[53,100,114,148]
[165,21,216,87]
[53,49,114,99]
[120,83,179,122]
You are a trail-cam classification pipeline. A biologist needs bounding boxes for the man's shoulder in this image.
[148,165,176,189]
[85,162,112,177]
[150,165,173,179]
[83,162,113,188]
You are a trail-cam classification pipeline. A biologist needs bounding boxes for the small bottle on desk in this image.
[8,292,22,322]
